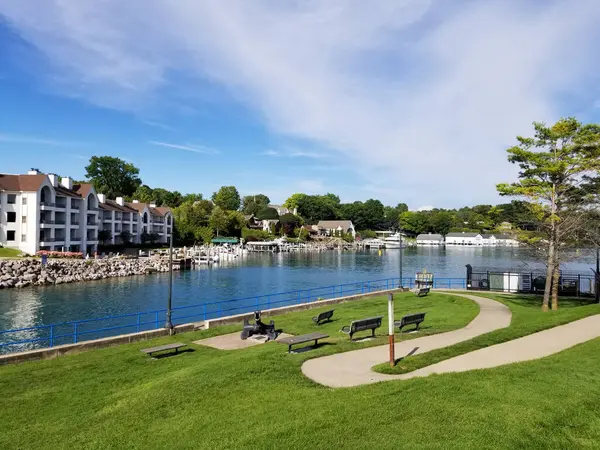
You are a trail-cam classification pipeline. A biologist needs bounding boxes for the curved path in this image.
[302,293,512,388]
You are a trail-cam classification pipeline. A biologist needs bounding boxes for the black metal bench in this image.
[140,342,186,358]
[394,312,426,332]
[312,309,334,325]
[340,316,383,341]
[413,287,430,297]
[278,332,329,353]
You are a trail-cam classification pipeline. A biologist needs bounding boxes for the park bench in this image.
[394,312,426,332]
[312,309,334,325]
[413,287,430,297]
[340,316,383,341]
[278,332,329,353]
[140,342,186,358]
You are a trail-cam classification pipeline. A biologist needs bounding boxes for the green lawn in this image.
[374,292,600,375]
[0,247,23,258]
[2,292,600,449]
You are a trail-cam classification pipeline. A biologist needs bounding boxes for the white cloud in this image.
[0,133,88,147]
[2,1,600,206]
[260,148,330,159]
[148,141,219,154]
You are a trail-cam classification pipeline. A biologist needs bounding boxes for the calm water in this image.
[0,247,595,336]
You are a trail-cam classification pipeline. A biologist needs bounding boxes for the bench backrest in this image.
[401,312,426,325]
[351,316,383,332]
[317,310,334,321]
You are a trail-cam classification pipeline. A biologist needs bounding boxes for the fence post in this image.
[155,312,159,329]
[203,304,207,320]
[386,279,389,290]
[368,281,371,292]
[267,295,270,309]
[218,304,221,317]
[308,289,311,302]
[448,278,451,289]
[73,322,78,344]
[136,314,141,333]
[332,286,335,299]
[49,325,54,348]
[297,291,301,304]
[255,296,259,310]
[340,284,343,296]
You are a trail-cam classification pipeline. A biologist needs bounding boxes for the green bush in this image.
[242,227,275,241]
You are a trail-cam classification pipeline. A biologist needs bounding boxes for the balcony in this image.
[71,203,80,211]
[55,199,67,209]
[70,218,80,226]
[86,220,100,227]
[39,236,54,243]
[102,216,112,223]
[70,235,82,241]
[39,218,54,228]
[55,218,66,226]
[39,202,55,210]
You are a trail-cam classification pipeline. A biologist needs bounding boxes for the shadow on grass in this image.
[394,347,419,365]
[151,348,195,360]
[290,342,334,354]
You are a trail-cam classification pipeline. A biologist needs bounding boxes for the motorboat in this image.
[384,233,404,249]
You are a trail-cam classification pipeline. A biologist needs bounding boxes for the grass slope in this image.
[374,293,600,375]
[0,247,23,258]
[0,292,478,449]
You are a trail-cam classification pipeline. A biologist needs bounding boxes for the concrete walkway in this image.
[302,293,512,388]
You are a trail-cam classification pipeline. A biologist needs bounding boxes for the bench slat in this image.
[278,332,328,345]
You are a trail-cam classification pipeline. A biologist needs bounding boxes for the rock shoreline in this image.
[0,258,178,289]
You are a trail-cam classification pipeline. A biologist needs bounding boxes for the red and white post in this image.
[388,293,395,367]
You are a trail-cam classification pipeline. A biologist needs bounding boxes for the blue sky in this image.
[1,0,600,209]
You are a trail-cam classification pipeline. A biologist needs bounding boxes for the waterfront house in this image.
[416,233,444,246]
[268,204,297,216]
[261,219,280,233]
[496,233,519,246]
[0,169,173,256]
[126,201,173,244]
[481,234,497,246]
[317,220,356,238]
[445,232,483,246]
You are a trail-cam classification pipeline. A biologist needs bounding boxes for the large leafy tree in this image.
[209,206,228,237]
[212,186,241,211]
[279,213,302,236]
[497,118,600,311]
[283,193,307,211]
[241,194,270,215]
[173,200,214,242]
[255,206,279,220]
[85,156,142,198]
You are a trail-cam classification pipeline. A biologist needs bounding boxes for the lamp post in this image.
[165,230,174,334]
[399,227,403,289]
[388,293,395,367]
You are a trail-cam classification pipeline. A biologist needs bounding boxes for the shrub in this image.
[36,251,83,259]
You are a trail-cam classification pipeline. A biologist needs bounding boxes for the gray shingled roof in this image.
[446,232,481,238]
[317,220,354,230]
[416,234,443,240]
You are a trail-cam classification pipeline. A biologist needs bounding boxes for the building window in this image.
[21,234,26,242]
[22,197,27,205]
[7,194,16,204]
[7,212,16,222]
[7,230,15,241]
[22,216,27,223]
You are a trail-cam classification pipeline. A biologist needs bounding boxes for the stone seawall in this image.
[0,258,178,289]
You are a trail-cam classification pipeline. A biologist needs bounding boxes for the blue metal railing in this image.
[0,276,466,353]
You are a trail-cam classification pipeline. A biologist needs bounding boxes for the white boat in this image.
[362,238,386,249]
[384,233,403,249]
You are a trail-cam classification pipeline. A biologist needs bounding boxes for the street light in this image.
[165,230,174,333]
[399,227,403,289]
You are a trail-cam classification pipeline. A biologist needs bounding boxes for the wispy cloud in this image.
[139,120,176,132]
[260,149,329,159]
[3,1,600,205]
[149,140,219,154]
[0,133,88,147]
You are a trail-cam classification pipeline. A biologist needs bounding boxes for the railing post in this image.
[155,312,159,329]
[136,314,141,333]
[340,284,343,296]
[332,286,335,299]
[297,291,301,304]
[203,304,207,320]
[255,296,259,310]
[73,322,78,344]
[386,279,389,290]
[307,289,311,302]
[49,325,54,348]
[367,281,371,292]
[218,305,221,317]
[267,295,270,309]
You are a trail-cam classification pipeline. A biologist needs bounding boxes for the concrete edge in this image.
[0,323,194,365]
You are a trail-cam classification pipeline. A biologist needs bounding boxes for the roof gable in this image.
[0,174,48,192]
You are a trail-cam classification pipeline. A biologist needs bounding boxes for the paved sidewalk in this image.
[301,293,512,388]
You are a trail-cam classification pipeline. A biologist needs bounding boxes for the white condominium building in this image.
[0,170,173,255]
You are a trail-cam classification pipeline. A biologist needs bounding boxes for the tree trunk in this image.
[551,225,561,310]
[542,239,554,312]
